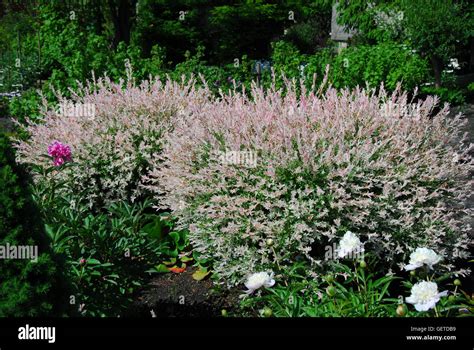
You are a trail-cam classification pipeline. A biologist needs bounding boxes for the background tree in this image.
[336,0,474,88]
[399,0,472,88]
[107,0,138,48]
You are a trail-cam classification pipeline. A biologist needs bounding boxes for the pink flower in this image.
[48,141,72,167]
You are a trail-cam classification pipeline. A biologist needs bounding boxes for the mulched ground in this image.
[126,266,241,318]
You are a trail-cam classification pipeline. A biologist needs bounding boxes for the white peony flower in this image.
[337,231,364,259]
[244,272,275,294]
[406,281,448,312]
[404,247,442,271]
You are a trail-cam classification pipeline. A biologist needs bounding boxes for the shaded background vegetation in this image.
[0,0,472,125]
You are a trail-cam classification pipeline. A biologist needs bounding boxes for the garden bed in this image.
[127,267,240,318]
[4,75,472,318]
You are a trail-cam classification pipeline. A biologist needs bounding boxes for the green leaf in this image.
[100,262,114,267]
[87,258,101,265]
[169,231,180,243]
[153,264,171,273]
[142,216,164,240]
[192,268,210,281]
[163,258,176,266]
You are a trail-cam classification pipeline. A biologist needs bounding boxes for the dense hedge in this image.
[148,81,472,287]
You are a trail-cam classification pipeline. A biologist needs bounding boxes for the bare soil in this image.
[126,266,241,318]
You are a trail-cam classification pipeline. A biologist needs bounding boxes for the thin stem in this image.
[353,261,361,292]
[271,247,288,287]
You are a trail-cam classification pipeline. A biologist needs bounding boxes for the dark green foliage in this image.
[134,0,331,64]
[2,0,470,126]
[336,0,474,88]
[0,132,61,316]
[40,195,167,317]
[270,40,430,92]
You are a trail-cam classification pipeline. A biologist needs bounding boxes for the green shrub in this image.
[40,196,166,317]
[421,86,466,105]
[0,132,61,316]
[329,43,430,91]
[7,89,43,125]
[270,41,430,92]
[468,82,474,93]
[271,41,305,83]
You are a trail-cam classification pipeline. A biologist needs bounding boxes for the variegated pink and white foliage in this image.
[147,82,473,287]
[15,75,211,208]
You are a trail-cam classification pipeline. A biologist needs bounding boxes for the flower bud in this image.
[326,286,336,297]
[263,307,273,317]
[448,295,456,302]
[266,239,274,247]
[396,304,407,316]
[453,279,461,287]
[359,260,367,269]
[221,309,228,317]
[325,275,334,283]
[410,270,416,277]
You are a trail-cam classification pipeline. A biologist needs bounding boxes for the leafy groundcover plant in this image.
[148,80,473,288]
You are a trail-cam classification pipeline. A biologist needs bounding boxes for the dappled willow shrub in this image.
[15,74,211,209]
[148,81,473,287]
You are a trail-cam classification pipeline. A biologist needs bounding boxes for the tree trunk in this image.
[470,37,474,72]
[430,55,443,88]
[108,0,137,49]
